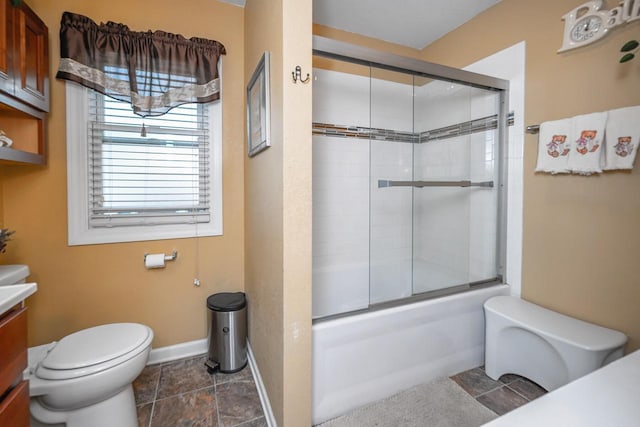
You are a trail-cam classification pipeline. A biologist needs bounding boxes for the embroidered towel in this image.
[604,105,640,170]
[567,112,608,175]
[535,119,572,174]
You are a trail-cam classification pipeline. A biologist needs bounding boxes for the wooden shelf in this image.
[0,146,43,164]
[0,96,44,165]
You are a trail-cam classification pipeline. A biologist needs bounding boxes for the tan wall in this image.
[312,25,422,83]
[281,0,312,423]
[420,0,640,350]
[244,0,285,422]
[0,0,246,348]
[245,0,312,424]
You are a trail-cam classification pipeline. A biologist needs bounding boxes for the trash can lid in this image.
[207,292,246,312]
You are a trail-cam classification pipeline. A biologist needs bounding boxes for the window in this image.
[66,82,222,245]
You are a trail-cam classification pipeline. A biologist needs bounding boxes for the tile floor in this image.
[450,366,548,416]
[133,356,545,426]
[133,354,266,427]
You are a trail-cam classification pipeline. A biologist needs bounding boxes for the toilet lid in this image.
[41,323,151,371]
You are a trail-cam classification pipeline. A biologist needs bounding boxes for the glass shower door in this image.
[412,79,501,293]
[369,67,414,305]
[311,50,506,318]
[311,62,372,318]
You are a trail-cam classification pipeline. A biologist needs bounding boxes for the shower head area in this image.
[312,37,510,319]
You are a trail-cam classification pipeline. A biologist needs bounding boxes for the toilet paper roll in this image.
[145,253,165,269]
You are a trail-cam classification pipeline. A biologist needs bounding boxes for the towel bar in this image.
[527,124,540,134]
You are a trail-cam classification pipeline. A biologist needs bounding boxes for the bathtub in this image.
[311,284,510,425]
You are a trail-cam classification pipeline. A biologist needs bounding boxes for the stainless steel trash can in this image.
[205,292,247,373]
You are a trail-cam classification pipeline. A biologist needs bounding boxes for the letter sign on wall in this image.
[559,0,640,52]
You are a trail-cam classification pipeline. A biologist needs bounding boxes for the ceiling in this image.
[216,0,501,50]
[313,0,501,50]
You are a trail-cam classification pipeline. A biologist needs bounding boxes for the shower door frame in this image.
[312,36,510,315]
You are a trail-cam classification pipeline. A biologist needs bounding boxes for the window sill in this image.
[68,222,222,246]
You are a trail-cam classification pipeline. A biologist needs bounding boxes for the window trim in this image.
[66,82,223,246]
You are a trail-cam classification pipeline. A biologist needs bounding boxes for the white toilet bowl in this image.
[27,323,153,427]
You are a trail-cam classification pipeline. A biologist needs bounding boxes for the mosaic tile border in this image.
[313,112,514,143]
[312,123,417,143]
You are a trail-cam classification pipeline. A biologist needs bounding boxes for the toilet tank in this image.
[0,265,30,285]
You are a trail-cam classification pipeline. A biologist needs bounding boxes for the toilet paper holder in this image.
[144,250,178,263]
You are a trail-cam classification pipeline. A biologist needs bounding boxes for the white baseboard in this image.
[146,338,276,427]
[247,341,277,427]
[147,338,208,365]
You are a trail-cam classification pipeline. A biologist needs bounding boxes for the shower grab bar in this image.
[378,180,494,188]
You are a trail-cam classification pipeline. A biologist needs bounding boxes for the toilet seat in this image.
[36,323,153,381]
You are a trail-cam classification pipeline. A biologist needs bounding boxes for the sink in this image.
[0,283,37,315]
[0,264,30,285]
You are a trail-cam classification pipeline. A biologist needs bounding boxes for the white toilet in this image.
[0,265,153,427]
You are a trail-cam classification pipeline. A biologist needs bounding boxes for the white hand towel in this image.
[567,112,608,175]
[535,119,572,174]
[604,105,640,170]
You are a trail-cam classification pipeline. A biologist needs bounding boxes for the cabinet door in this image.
[14,1,48,112]
[0,380,29,427]
[0,307,27,395]
[0,0,14,95]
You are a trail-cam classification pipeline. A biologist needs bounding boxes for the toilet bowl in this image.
[0,265,153,427]
[28,323,153,427]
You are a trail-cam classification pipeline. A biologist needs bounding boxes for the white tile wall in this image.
[313,68,370,127]
[371,74,414,132]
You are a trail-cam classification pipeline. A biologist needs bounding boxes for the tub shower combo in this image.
[311,37,511,424]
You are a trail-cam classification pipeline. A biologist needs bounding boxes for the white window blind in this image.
[88,91,211,227]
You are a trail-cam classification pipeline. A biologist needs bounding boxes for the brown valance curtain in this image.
[56,12,226,117]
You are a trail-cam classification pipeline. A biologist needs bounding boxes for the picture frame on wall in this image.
[246,51,271,157]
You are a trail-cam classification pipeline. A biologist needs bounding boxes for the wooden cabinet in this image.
[0,0,48,112]
[0,306,29,426]
[0,0,48,165]
[13,0,48,113]
[0,0,15,96]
